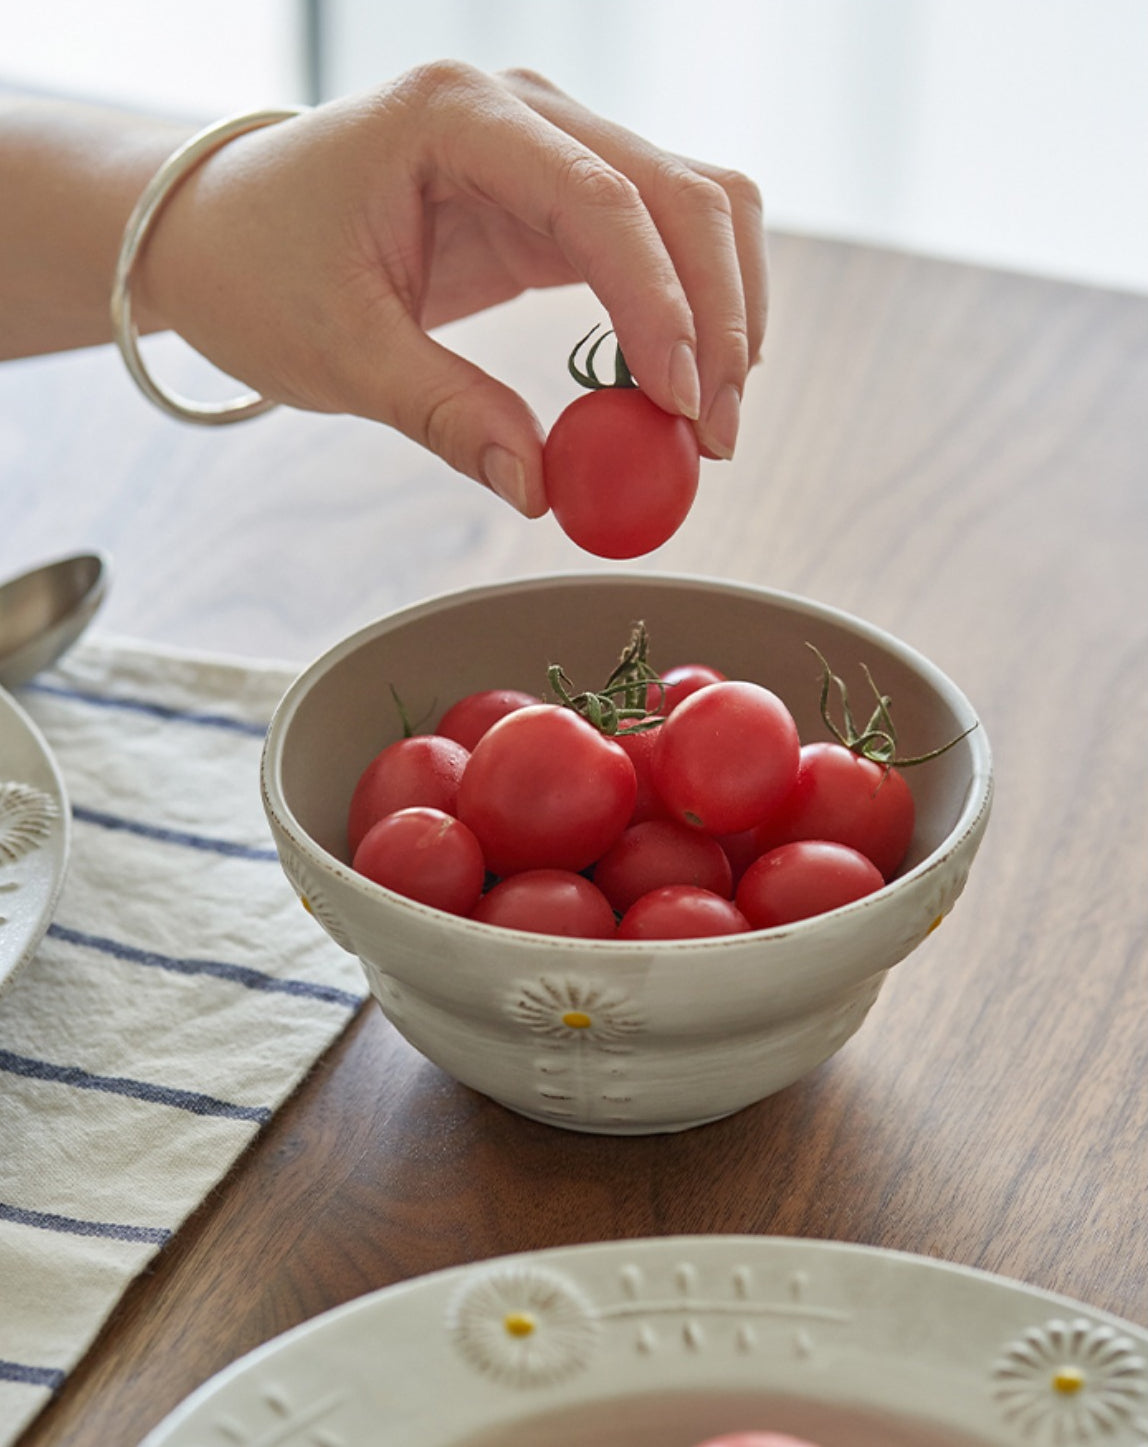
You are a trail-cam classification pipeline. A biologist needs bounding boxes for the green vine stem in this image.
[387,683,437,739]
[808,644,976,767]
[567,324,637,391]
[548,621,664,734]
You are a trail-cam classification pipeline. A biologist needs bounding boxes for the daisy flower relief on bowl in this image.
[277,845,356,954]
[992,1316,1147,1442]
[508,976,644,1052]
[0,781,58,865]
[448,1264,599,1387]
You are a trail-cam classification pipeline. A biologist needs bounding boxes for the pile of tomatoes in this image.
[345,627,937,942]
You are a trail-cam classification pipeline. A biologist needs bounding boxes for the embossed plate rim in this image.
[138,1235,1148,1447]
[0,685,70,995]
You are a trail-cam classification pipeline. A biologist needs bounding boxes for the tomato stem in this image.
[389,683,416,738]
[808,644,976,767]
[567,324,638,391]
[548,621,665,734]
[387,683,436,738]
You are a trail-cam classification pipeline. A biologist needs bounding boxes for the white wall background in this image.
[3,0,1146,294]
[0,0,308,117]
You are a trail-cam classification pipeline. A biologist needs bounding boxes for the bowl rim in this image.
[261,570,994,950]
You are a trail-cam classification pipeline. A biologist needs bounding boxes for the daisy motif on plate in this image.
[993,1316,1147,1442]
[447,1264,599,1387]
[508,976,644,1052]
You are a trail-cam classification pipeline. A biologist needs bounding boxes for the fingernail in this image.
[669,341,701,421]
[704,383,741,460]
[481,444,529,515]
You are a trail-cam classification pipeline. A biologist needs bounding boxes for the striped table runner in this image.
[0,637,366,1444]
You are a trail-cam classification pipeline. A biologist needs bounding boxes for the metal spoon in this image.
[0,551,110,690]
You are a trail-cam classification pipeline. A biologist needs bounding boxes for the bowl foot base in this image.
[494,1097,752,1136]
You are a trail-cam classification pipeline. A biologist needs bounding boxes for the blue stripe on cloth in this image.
[0,1201,171,1246]
[20,679,269,736]
[70,804,280,861]
[0,1049,271,1123]
[0,1360,66,1391]
[48,924,364,1011]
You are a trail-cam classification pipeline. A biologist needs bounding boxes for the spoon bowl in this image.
[0,551,110,690]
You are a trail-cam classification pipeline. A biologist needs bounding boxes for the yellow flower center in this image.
[562,1010,593,1029]
[1052,1365,1086,1395]
[503,1311,536,1338]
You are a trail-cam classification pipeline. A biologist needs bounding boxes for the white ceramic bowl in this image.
[260,573,992,1134]
[142,1235,1148,1446]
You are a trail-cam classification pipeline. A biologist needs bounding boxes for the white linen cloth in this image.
[0,637,366,1444]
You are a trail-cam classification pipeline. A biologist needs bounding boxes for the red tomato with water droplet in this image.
[647,662,727,714]
[436,688,541,751]
[347,734,469,854]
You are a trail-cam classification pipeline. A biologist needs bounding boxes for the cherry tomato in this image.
[471,869,617,938]
[352,806,485,916]
[652,681,801,835]
[647,662,727,714]
[736,840,884,928]
[713,828,763,889]
[593,819,732,914]
[347,734,469,854]
[753,742,915,881]
[615,720,670,825]
[436,688,541,751]
[618,885,750,940]
[543,388,700,557]
[457,705,637,875]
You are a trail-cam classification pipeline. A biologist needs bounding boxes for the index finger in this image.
[420,69,704,422]
[501,68,767,457]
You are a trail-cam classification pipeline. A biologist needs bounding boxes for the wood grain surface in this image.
[4,232,1147,1446]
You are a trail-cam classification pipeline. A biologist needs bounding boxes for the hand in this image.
[136,63,767,516]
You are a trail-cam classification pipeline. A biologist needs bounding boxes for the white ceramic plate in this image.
[140,1236,1147,1447]
[0,686,70,996]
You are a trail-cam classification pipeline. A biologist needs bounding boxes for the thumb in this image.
[352,319,549,518]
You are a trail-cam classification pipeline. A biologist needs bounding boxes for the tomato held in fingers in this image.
[754,742,915,881]
[471,869,617,938]
[352,807,486,916]
[736,840,884,928]
[652,681,801,836]
[457,704,636,875]
[545,390,698,557]
[618,885,751,940]
[543,328,700,559]
[347,734,469,854]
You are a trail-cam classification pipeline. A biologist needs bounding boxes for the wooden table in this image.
[5,233,1147,1445]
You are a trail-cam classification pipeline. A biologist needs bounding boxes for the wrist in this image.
[111,108,307,424]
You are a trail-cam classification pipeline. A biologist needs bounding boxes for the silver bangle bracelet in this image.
[110,107,308,426]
